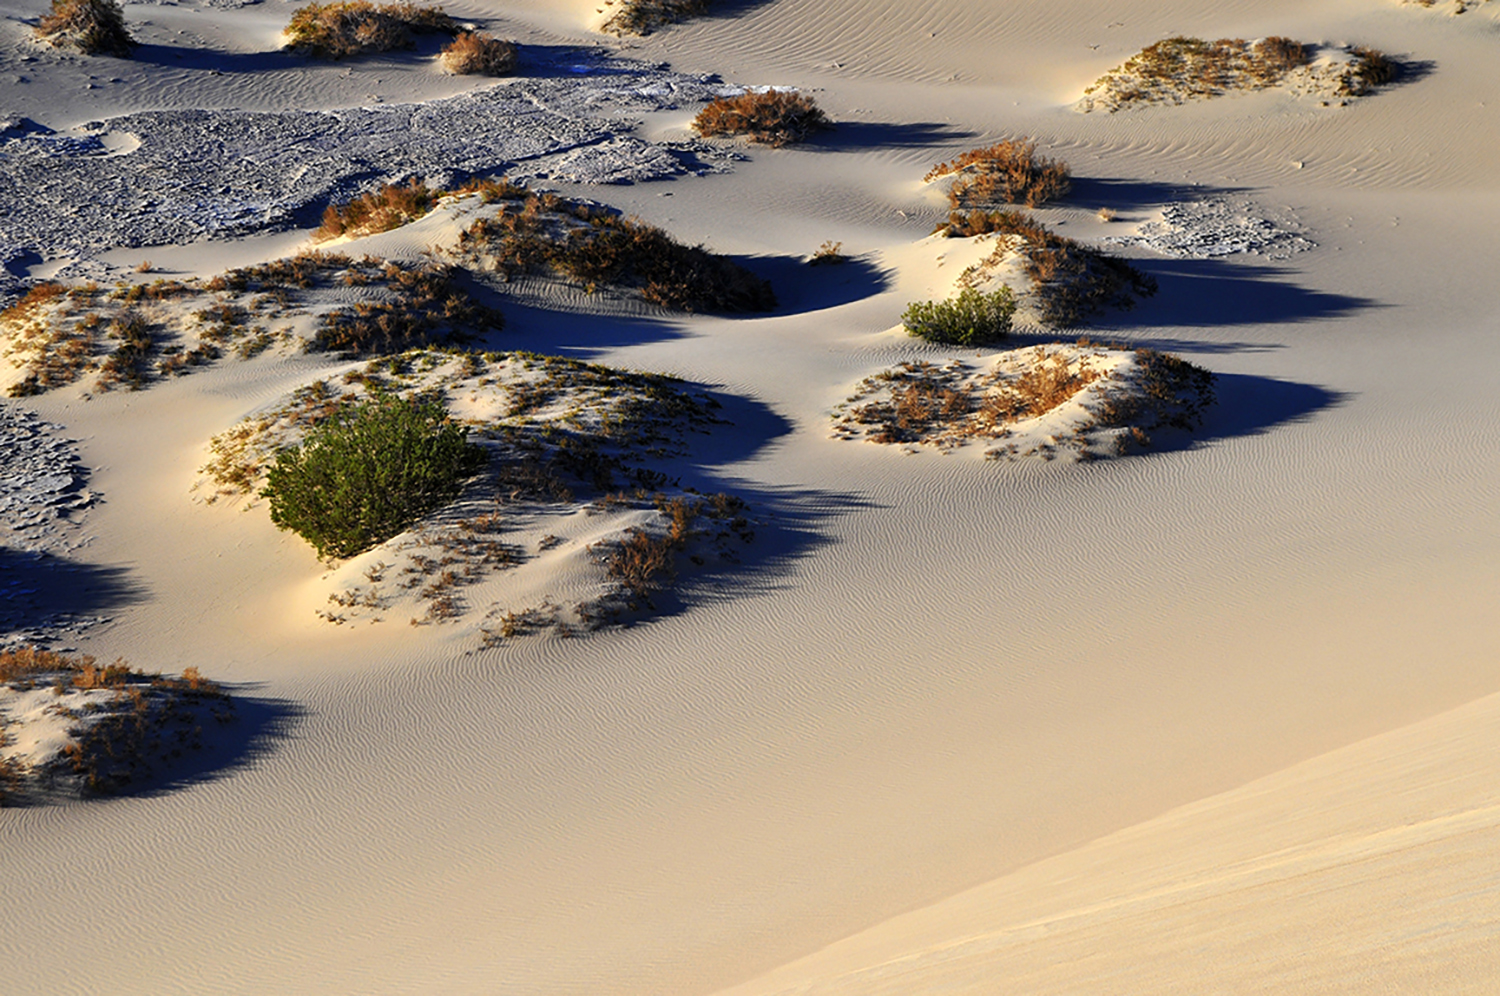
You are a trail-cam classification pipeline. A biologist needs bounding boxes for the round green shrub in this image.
[261,392,486,560]
[901,285,1017,346]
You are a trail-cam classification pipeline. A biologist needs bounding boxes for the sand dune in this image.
[2,0,1499,992]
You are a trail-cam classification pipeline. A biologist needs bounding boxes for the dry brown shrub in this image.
[315,178,438,240]
[925,139,1072,209]
[439,31,518,75]
[692,90,831,147]
[35,0,134,55]
[285,1,456,59]
[600,0,709,36]
[313,262,502,355]
[608,528,679,598]
[1340,47,1399,95]
[981,354,1100,424]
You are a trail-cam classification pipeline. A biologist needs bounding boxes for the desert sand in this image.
[2,0,1499,992]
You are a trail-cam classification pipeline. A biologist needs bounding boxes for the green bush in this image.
[261,393,486,559]
[901,286,1016,346]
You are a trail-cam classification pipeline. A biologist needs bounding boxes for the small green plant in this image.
[261,392,487,559]
[901,286,1017,346]
[692,90,831,147]
[438,31,518,75]
[34,0,134,56]
[284,0,456,59]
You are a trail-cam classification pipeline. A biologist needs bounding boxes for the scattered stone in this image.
[1101,198,1316,259]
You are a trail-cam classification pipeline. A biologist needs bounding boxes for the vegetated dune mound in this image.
[1401,0,1490,12]
[831,343,1215,462]
[282,0,456,60]
[1078,37,1403,112]
[0,648,235,805]
[924,139,1072,211]
[197,348,756,638]
[0,254,501,398]
[450,184,776,312]
[928,210,1157,329]
[597,0,709,36]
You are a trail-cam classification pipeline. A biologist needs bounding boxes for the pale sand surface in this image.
[3,0,1500,992]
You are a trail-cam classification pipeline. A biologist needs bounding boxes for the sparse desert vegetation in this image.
[0,253,502,396]
[262,392,489,560]
[936,210,1157,327]
[315,179,439,241]
[807,240,848,266]
[0,647,234,803]
[284,0,456,59]
[438,31,519,75]
[1078,35,1401,110]
[455,188,776,312]
[832,342,1215,460]
[692,90,832,147]
[34,0,134,56]
[924,139,1072,209]
[901,286,1017,346]
[598,0,710,36]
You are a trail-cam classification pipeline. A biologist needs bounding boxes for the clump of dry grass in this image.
[1339,47,1399,95]
[0,647,233,803]
[924,139,1072,209]
[34,0,134,56]
[938,209,1157,327]
[438,31,518,75]
[1081,35,1314,110]
[456,192,775,312]
[692,90,831,147]
[807,240,848,266]
[599,0,709,36]
[312,261,502,355]
[315,179,438,240]
[284,0,456,59]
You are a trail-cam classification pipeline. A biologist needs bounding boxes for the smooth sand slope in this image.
[2,0,1499,992]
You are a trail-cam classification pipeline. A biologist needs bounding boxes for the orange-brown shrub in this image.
[316,178,438,240]
[285,1,456,59]
[439,32,518,75]
[925,139,1072,209]
[35,0,134,56]
[692,90,831,147]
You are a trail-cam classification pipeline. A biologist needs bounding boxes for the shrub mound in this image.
[456,189,776,312]
[601,0,710,36]
[692,90,831,147]
[262,392,487,559]
[34,0,134,56]
[937,209,1157,327]
[0,647,232,802]
[285,0,456,59]
[925,139,1071,209]
[439,31,518,75]
[901,286,1017,346]
[1080,35,1314,111]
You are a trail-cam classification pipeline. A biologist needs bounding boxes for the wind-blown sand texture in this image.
[3,0,1500,992]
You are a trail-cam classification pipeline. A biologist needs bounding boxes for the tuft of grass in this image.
[924,139,1072,209]
[438,31,518,75]
[1339,47,1399,96]
[34,0,134,56]
[807,240,848,266]
[600,0,709,36]
[937,209,1157,328]
[284,0,456,59]
[315,178,439,240]
[456,193,775,312]
[692,90,831,147]
[262,391,488,560]
[901,286,1016,346]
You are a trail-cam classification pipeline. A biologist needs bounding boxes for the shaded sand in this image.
[2,0,1500,992]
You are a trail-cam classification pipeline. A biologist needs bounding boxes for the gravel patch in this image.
[1102,198,1316,259]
